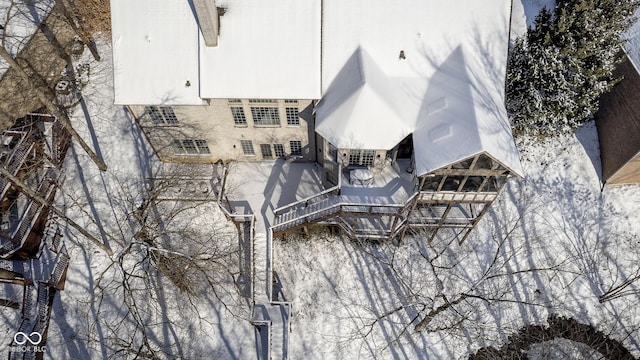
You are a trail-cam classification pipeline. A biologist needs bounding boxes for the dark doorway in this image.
[397,134,413,159]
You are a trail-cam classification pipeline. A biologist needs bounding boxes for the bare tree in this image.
[301,190,576,358]
[0,0,107,171]
[57,167,250,359]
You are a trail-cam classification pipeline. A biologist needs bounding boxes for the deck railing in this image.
[1,169,58,258]
[272,191,418,236]
[0,141,35,199]
[48,243,69,288]
[418,191,497,203]
[253,319,271,360]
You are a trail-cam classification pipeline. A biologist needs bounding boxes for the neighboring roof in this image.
[595,7,640,184]
[0,0,55,79]
[0,1,74,131]
[596,56,640,184]
[110,0,321,105]
[316,0,523,177]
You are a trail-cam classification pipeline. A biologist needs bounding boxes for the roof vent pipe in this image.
[193,0,220,47]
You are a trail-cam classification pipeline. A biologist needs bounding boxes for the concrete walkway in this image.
[224,160,323,359]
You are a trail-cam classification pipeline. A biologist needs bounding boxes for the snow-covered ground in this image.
[273,124,640,359]
[42,37,254,359]
[3,0,638,358]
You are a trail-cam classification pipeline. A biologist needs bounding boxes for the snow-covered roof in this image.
[110,0,321,105]
[315,48,415,150]
[412,47,523,176]
[316,0,523,177]
[0,0,55,79]
[625,7,640,71]
[111,1,201,105]
[200,0,321,99]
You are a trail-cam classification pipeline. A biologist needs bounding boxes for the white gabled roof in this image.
[111,0,202,105]
[110,0,321,105]
[200,0,321,99]
[315,48,414,150]
[316,0,523,177]
[412,47,523,176]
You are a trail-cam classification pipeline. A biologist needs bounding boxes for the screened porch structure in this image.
[273,139,519,242]
[410,152,514,242]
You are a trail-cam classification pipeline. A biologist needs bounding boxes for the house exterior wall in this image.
[316,135,392,187]
[131,99,316,163]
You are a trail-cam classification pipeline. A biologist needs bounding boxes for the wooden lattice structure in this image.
[408,152,513,242]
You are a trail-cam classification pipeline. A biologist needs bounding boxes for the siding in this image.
[133,99,315,163]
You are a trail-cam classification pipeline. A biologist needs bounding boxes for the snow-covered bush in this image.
[506,0,639,137]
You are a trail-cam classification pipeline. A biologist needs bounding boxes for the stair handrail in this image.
[273,184,340,216]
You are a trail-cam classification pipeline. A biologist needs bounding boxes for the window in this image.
[228,99,242,103]
[474,154,494,170]
[361,150,375,166]
[462,176,484,192]
[286,107,300,126]
[194,140,210,154]
[452,157,473,169]
[289,140,302,156]
[240,140,255,155]
[183,140,198,154]
[251,107,280,126]
[328,144,338,162]
[349,150,361,166]
[480,177,499,192]
[284,99,298,104]
[171,139,210,155]
[231,107,247,126]
[260,144,273,159]
[146,106,178,125]
[349,149,375,166]
[249,99,277,103]
[274,144,285,157]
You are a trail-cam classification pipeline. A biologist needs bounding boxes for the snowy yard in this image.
[273,123,640,359]
[41,38,255,359]
[5,1,639,358]
[36,36,640,360]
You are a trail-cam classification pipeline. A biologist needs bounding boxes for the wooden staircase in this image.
[272,187,341,235]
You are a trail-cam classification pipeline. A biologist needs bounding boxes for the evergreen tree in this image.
[507,0,640,136]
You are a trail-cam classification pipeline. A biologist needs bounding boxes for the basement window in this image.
[289,140,302,156]
[171,139,210,155]
[240,140,255,156]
